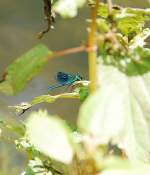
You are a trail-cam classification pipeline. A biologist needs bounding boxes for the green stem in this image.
[88,0,99,93]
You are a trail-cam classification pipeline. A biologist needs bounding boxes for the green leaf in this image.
[117,9,149,39]
[100,157,150,175]
[129,28,150,49]
[0,120,25,136]
[0,44,51,95]
[53,0,86,18]
[31,92,79,105]
[9,92,79,114]
[97,19,110,33]
[26,110,74,164]
[100,47,150,76]
[97,3,150,38]
[102,157,133,171]
[23,158,52,175]
[79,86,89,102]
[78,65,150,163]
[126,47,150,75]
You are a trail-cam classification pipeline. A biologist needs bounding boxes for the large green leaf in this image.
[26,110,74,164]
[78,65,150,163]
[53,0,86,18]
[100,157,150,175]
[0,44,51,95]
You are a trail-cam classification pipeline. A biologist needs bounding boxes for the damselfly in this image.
[48,72,83,90]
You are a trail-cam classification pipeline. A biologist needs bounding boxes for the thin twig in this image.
[48,45,94,60]
[38,0,55,39]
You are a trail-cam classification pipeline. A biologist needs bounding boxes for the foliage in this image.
[0,0,150,175]
[53,0,86,17]
[78,65,150,163]
[0,45,51,95]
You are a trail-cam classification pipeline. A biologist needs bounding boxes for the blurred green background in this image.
[0,0,149,174]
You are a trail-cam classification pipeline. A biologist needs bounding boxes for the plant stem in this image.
[49,45,87,59]
[88,0,99,93]
[107,0,112,16]
[48,44,97,60]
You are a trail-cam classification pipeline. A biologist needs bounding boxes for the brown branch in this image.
[38,0,55,39]
[48,45,94,60]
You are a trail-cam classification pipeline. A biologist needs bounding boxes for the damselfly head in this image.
[56,72,69,82]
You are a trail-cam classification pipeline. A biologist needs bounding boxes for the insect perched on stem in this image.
[48,72,83,90]
[38,0,55,39]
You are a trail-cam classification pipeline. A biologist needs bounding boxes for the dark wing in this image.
[48,83,68,90]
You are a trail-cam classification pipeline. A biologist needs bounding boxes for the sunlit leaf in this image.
[23,157,53,175]
[0,44,51,95]
[100,47,150,76]
[26,110,74,164]
[117,10,149,39]
[129,28,150,49]
[100,157,150,175]
[126,47,150,75]
[97,3,150,38]
[53,0,86,18]
[78,65,150,163]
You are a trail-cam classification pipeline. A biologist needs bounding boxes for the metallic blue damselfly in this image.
[48,72,83,90]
